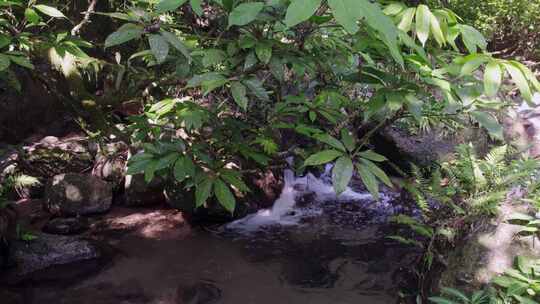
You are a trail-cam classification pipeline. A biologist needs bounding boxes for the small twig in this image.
[71,0,98,36]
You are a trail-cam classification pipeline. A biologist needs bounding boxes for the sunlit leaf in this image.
[284,0,322,28]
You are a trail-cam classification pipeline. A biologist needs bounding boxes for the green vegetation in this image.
[2,0,540,300]
[428,0,540,60]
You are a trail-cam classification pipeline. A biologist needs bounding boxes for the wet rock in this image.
[176,281,222,304]
[43,217,88,235]
[17,135,94,184]
[123,174,165,207]
[374,126,488,168]
[3,233,101,283]
[439,200,540,292]
[90,208,190,240]
[44,173,113,216]
[92,142,128,188]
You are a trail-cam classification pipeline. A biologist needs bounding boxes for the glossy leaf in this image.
[415,5,431,46]
[284,0,322,28]
[156,0,187,12]
[484,61,502,97]
[398,8,415,32]
[332,156,353,195]
[314,134,346,152]
[328,0,361,33]
[195,178,213,208]
[148,34,170,64]
[231,81,249,111]
[228,2,264,27]
[34,5,65,18]
[214,178,236,213]
[160,31,191,60]
[471,110,503,140]
[357,163,379,200]
[504,62,533,103]
[105,23,143,48]
[304,149,343,166]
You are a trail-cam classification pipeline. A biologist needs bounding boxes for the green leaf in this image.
[243,51,258,70]
[255,43,272,64]
[314,133,346,152]
[228,2,264,27]
[429,10,445,46]
[361,159,392,187]
[0,54,10,71]
[34,4,65,18]
[332,156,353,195]
[243,78,269,101]
[405,94,423,122]
[341,129,356,152]
[148,34,169,64]
[105,23,143,48]
[214,178,236,213]
[284,0,322,28]
[357,163,379,200]
[156,152,179,170]
[328,0,361,33]
[504,62,533,103]
[471,110,503,140]
[144,160,159,182]
[415,5,431,46]
[156,0,187,12]
[190,0,203,16]
[460,54,488,77]
[231,81,249,111]
[304,149,343,166]
[24,8,40,24]
[195,178,213,208]
[458,25,487,53]
[202,49,226,67]
[358,150,387,162]
[160,31,191,60]
[484,61,502,97]
[440,288,470,302]
[398,8,415,32]
[220,169,249,193]
[8,55,33,69]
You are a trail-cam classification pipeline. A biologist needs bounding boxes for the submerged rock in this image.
[3,233,101,283]
[43,217,88,235]
[44,173,113,216]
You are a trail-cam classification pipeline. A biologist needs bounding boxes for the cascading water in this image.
[227,163,393,232]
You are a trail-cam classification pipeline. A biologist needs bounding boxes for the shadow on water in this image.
[14,170,422,304]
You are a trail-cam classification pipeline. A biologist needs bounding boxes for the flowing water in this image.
[14,166,422,304]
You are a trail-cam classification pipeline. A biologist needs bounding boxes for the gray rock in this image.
[42,217,88,235]
[44,173,113,216]
[439,200,540,292]
[4,233,101,282]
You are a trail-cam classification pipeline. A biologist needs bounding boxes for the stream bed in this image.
[9,169,423,304]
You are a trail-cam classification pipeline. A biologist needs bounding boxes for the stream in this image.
[13,166,423,304]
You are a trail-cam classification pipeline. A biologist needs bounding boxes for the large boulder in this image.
[18,135,94,180]
[374,126,489,169]
[123,174,165,207]
[438,198,540,292]
[2,233,102,284]
[44,173,113,216]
